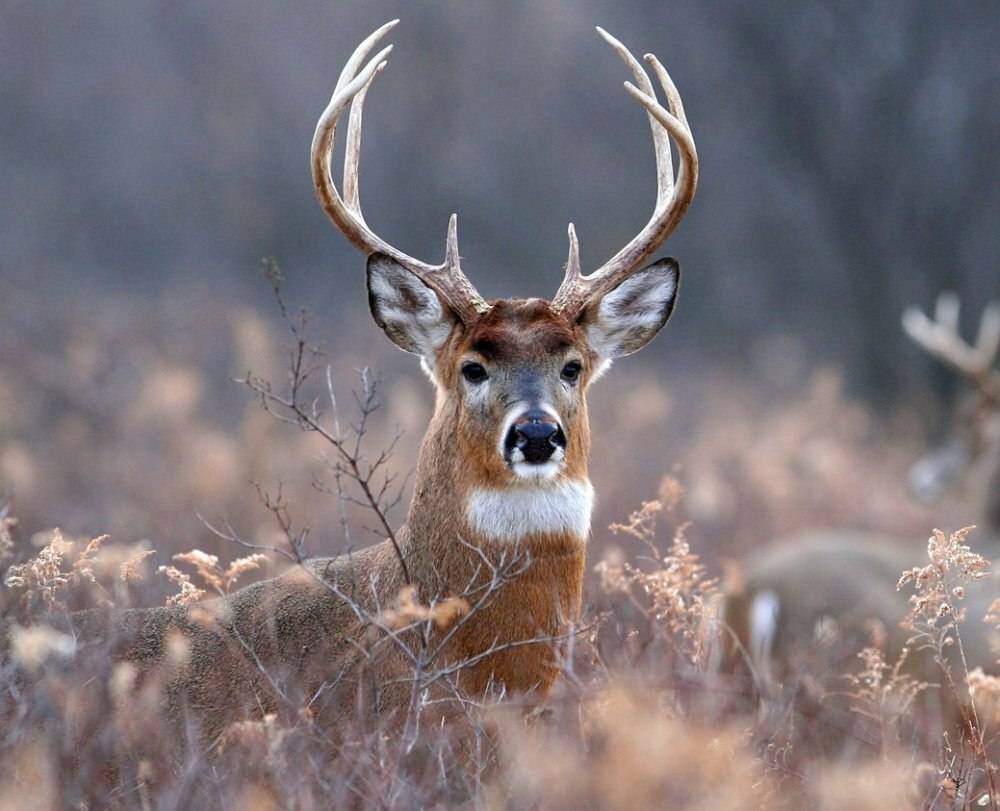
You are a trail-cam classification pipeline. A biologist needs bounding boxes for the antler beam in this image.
[551,28,698,320]
[311,20,489,323]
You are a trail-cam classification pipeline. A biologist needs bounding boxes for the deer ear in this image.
[367,253,458,359]
[580,258,679,359]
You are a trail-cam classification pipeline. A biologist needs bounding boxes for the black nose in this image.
[506,410,566,464]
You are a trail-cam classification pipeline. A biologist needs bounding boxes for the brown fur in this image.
[437,298,596,486]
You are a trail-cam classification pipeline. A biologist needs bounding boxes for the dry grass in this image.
[2,288,998,809]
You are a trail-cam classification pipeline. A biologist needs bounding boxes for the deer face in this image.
[367,254,679,486]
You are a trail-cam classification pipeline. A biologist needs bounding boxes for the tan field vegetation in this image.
[2,283,998,810]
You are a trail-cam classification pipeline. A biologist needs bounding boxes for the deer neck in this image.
[394,397,590,696]
[401,393,592,598]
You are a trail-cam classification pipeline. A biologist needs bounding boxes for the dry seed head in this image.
[9,624,77,671]
[377,584,470,631]
[72,534,107,584]
[0,515,17,562]
[166,630,192,667]
[843,643,928,730]
[596,517,718,665]
[171,549,268,593]
[430,596,471,628]
[110,661,138,704]
[898,527,988,628]
[4,529,75,606]
[29,528,75,556]
[158,565,207,606]
[173,549,224,592]
[67,538,154,582]
[223,553,269,587]
[119,547,156,583]
[3,529,116,607]
[378,584,426,630]
[609,499,663,543]
[897,527,988,590]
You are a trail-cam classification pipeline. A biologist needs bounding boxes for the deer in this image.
[7,20,697,759]
[724,292,1000,736]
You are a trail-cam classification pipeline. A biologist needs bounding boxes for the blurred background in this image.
[1,1,998,578]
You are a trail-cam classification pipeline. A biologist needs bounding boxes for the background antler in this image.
[902,292,1000,402]
[551,28,698,321]
[311,20,489,323]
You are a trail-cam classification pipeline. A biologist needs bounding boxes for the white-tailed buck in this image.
[725,293,1000,731]
[28,20,697,754]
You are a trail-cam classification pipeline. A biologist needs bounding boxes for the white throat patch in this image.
[466,479,594,542]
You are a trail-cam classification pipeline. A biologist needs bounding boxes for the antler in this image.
[902,292,1000,402]
[551,28,698,321]
[311,20,489,323]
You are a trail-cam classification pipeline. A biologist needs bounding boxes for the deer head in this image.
[311,20,696,539]
[903,293,1000,515]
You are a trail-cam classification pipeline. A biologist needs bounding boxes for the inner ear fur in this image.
[366,253,459,357]
[580,258,680,359]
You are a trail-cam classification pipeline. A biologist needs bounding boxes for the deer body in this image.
[726,516,1000,734]
[36,20,697,756]
[71,514,586,746]
[725,295,1000,730]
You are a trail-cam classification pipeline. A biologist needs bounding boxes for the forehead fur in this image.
[462,298,576,360]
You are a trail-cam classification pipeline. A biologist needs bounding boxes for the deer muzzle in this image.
[504,409,566,466]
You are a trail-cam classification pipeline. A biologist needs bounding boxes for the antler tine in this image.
[552,29,698,320]
[596,27,674,207]
[903,293,1000,402]
[975,300,1000,370]
[934,291,960,335]
[312,20,489,322]
[313,20,395,247]
[342,59,376,221]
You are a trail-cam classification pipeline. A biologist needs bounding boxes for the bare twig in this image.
[237,265,410,583]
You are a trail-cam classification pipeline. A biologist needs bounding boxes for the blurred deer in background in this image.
[725,293,1000,731]
[30,20,697,755]
[905,293,1000,521]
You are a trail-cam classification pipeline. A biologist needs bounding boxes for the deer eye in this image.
[561,361,582,383]
[462,362,489,383]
